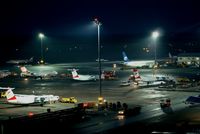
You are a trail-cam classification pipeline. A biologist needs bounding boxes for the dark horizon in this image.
[0,32,200,64]
[0,0,200,64]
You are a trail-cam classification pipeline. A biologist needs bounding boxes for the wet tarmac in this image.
[1,62,200,133]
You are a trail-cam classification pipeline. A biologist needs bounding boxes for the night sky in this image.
[0,0,200,63]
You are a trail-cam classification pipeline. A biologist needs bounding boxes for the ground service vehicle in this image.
[59,97,77,103]
[118,105,141,116]
[102,71,117,80]
[77,102,97,109]
[0,91,6,98]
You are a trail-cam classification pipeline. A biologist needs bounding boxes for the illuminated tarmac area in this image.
[0,100,75,120]
[0,63,200,121]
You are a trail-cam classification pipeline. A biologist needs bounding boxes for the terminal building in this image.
[177,53,200,67]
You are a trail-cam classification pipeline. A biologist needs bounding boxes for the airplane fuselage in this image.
[8,94,35,104]
[73,74,96,81]
[124,60,154,68]
[5,89,59,105]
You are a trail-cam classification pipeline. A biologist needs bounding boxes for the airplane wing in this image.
[0,87,15,90]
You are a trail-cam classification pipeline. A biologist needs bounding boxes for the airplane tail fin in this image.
[122,51,129,62]
[29,57,34,62]
[6,89,17,103]
[71,69,79,79]
[132,69,141,80]
[169,52,172,59]
[20,66,29,73]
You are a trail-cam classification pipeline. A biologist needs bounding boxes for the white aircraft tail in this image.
[132,69,141,80]
[20,66,29,73]
[29,57,34,62]
[20,66,33,75]
[72,69,79,79]
[168,52,172,59]
[6,89,17,103]
[122,51,129,62]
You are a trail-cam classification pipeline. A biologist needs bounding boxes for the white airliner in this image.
[130,69,168,86]
[122,51,154,68]
[71,69,97,81]
[20,66,58,79]
[6,57,34,65]
[0,87,59,105]
[96,58,109,62]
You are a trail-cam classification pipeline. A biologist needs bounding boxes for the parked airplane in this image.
[71,69,97,81]
[122,51,154,68]
[6,57,34,65]
[0,87,59,105]
[129,69,170,86]
[96,58,109,62]
[20,66,58,79]
[0,70,11,78]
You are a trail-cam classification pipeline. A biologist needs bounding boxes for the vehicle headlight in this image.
[118,111,124,115]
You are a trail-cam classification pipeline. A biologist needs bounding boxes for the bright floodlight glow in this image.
[152,31,159,39]
[39,33,44,38]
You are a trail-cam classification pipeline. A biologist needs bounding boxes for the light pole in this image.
[152,31,159,77]
[39,33,44,64]
[94,18,103,104]
[152,31,159,65]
